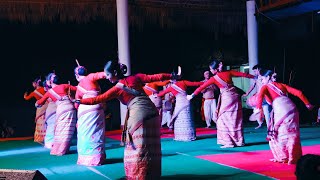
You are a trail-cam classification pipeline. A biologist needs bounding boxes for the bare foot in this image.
[255,123,262,129]
[220,145,234,148]
[269,159,277,162]
[278,159,287,164]
[287,160,294,165]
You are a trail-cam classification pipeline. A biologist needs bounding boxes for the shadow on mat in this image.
[116,173,245,180]
[67,149,78,154]
[160,173,245,179]
[244,141,269,146]
[104,158,123,164]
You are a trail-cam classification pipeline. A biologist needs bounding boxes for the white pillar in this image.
[246,0,258,75]
[116,0,131,128]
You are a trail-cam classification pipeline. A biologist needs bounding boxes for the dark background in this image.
[0,9,319,137]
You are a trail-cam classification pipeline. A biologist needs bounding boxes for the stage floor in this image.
[1,125,320,180]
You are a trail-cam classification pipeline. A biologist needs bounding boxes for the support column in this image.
[116,0,131,128]
[246,0,258,75]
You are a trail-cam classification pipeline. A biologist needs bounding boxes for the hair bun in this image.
[75,66,87,76]
[46,72,59,84]
[46,73,55,81]
[52,74,59,84]
[120,63,127,75]
[33,77,41,84]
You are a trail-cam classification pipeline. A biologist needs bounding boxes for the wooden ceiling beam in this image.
[258,0,302,12]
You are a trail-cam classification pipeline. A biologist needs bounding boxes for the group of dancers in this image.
[24,58,314,180]
[25,61,106,166]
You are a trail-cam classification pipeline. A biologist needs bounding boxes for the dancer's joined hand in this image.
[72,99,81,104]
[186,94,194,101]
[306,104,314,110]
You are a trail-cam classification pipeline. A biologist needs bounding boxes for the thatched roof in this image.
[0,0,247,33]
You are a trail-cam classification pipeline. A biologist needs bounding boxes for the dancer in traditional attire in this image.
[187,59,254,148]
[161,81,175,129]
[157,79,203,141]
[75,60,180,180]
[200,70,218,128]
[243,64,272,129]
[256,69,313,164]
[74,61,107,166]
[42,77,57,149]
[24,77,48,144]
[35,73,77,156]
[312,106,320,126]
[143,80,170,116]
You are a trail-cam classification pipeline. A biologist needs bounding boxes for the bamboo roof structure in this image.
[0,0,247,33]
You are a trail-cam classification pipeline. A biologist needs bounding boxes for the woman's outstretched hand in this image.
[306,104,314,111]
[171,66,182,80]
[186,94,194,101]
[177,66,181,76]
[35,103,42,108]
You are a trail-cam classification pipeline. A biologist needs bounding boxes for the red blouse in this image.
[75,72,106,99]
[80,73,172,105]
[143,80,170,96]
[36,84,77,105]
[157,80,204,97]
[256,82,310,109]
[193,70,254,95]
[24,87,46,101]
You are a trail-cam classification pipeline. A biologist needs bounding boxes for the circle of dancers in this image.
[23,58,315,179]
